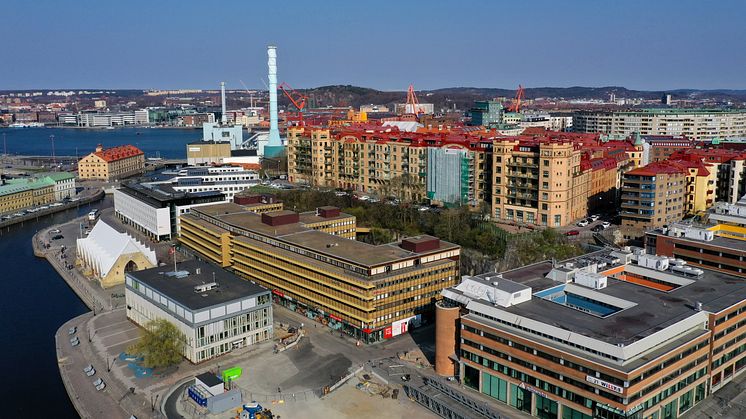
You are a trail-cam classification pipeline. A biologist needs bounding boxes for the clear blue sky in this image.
[2,0,744,91]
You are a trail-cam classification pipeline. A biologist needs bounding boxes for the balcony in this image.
[508,162,538,169]
[508,171,539,179]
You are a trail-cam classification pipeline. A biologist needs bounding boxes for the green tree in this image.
[129,318,185,368]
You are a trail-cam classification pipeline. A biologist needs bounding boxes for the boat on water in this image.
[9,122,45,128]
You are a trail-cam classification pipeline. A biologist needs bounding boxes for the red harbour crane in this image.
[278,82,308,125]
[507,84,525,113]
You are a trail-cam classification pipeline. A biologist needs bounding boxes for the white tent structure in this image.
[77,221,157,288]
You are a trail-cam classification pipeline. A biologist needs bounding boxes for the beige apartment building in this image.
[287,126,491,207]
[78,144,145,181]
[492,139,592,227]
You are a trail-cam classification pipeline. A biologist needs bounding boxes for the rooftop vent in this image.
[165,270,190,279]
[261,210,299,226]
[400,236,440,253]
[317,206,341,218]
[194,282,219,293]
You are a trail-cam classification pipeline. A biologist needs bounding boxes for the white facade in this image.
[114,189,172,240]
[49,175,76,200]
[202,123,244,150]
[125,271,273,363]
[574,109,746,141]
[134,110,149,125]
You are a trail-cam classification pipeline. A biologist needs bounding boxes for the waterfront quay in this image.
[37,203,488,418]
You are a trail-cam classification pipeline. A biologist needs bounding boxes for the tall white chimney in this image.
[267,45,282,147]
[220,81,227,124]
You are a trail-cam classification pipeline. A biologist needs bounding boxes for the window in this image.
[554,215,561,227]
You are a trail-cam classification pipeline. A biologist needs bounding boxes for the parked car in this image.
[565,230,580,236]
[83,365,94,374]
[418,206,429,212]
[51,235,64,240]
[358,195,370,201]
[50,229,62,234]
[68,326,77,335]
[93,378,104,387]
[86,367,96,377]
[334,191,347,197]
[95,381,106,391]
[591,225,605,232]
[576,220,589,227]
[601,221,611,229]
[70,337,80,347]
[590,214,600,221]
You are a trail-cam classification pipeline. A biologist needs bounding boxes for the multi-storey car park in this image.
[436,247,746,419]
[573,108,746,142]
[179,201,460,343]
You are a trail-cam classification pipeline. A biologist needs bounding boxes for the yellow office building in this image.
[179,203,460,342]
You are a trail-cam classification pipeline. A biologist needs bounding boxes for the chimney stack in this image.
[267,45,282,147]
[220,81,227,125]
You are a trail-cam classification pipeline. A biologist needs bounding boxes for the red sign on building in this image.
[383,326,393,339]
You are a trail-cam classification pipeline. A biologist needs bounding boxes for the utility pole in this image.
[50,134,56,165]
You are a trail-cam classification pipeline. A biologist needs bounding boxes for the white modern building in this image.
[114,166,259,241]
[134,110,150,125]
[573,108,746,141]
[125,260,273,363]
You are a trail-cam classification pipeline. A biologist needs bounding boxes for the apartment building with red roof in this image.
[78,144,145,181]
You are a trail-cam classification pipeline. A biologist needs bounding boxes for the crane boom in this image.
[278,82,308,125]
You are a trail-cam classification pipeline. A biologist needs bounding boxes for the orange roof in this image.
[94,145,144,162]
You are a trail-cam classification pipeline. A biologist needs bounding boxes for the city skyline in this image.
[2,0,745,91]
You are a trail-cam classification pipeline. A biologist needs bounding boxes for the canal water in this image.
[0,126,199,159]
[0,196,111,418]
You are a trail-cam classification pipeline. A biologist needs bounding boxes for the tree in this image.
[129,318,185,368]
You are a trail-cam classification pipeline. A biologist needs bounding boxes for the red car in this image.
[565,230,580,236]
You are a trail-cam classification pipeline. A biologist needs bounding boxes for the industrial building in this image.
[573,108,746,141]
[437,247,746,419]
[125,260,272,363]
[78,144,145,181]
[186,140,232,166]
[179,203,459,342]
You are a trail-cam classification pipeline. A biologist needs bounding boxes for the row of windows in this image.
[463,323,709,389]
[462,349,596,408]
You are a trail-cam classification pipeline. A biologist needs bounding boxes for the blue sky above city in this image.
[2,0,745,91]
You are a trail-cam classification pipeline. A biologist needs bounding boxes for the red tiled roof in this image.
[94,145,144,162]
[626,161,686,176]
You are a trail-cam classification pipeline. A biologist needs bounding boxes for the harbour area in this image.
[36,204,475,419]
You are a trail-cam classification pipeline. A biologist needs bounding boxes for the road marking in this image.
[95,319,130,331]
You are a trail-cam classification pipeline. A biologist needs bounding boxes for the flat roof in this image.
[648,228,746,253]
[298,210,353,224]
[459,249,746,347]
[192,204,459,268]
[127,260,268,311]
